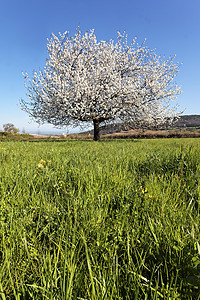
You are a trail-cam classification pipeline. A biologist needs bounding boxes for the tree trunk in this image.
[93,119,100,141]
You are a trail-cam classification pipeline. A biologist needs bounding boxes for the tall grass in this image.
[0,139,200,299]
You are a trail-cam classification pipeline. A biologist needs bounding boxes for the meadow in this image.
[0,138,200,299]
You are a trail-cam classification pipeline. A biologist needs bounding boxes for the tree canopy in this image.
[21,28,182,140]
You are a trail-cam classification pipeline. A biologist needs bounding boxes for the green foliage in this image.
[0,139,200,299]
[3,123,18,134]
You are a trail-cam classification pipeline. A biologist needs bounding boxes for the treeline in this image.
[82,115,200,136]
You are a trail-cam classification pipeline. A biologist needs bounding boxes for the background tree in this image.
[21,29,182,140]
[3,123,18,134]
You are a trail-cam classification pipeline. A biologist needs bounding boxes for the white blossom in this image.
[20,28,182,140]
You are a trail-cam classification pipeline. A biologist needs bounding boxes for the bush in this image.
[3,123,18,134]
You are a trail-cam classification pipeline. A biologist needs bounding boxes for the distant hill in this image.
[84,115,200,135]
[174,115,200,128]
[1,115,200,141]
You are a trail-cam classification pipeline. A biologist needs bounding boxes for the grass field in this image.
[0,139,200,299]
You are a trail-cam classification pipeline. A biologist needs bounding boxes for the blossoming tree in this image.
[21,28,182,140]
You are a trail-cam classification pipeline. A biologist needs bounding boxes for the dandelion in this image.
[37,162,44,168]
[37,159,46,168]
[140,186,148,194]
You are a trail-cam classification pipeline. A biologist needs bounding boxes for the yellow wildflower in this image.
[37,159,46,168]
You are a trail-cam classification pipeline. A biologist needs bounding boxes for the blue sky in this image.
[0,0,199,134]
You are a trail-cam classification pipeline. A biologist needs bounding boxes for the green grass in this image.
[0,139,200,299]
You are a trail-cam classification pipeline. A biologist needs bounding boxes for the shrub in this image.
[3,123,18,134]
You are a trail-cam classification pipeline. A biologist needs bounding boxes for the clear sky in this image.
[0,0,199,134]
